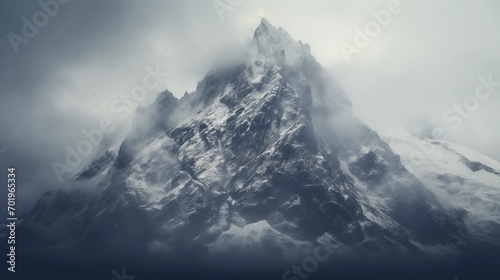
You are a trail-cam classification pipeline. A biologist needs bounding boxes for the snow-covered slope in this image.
[387,133,500,251]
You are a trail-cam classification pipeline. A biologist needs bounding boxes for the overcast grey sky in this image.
[0,0,499,213]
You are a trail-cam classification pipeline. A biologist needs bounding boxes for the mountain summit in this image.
[16,19,500,279]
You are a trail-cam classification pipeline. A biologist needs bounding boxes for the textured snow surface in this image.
[387,133,500,247]
[208,220,313,257]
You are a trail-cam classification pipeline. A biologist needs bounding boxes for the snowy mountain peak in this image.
[254,18,273,33]
[250,18,352,115]
[253,18,280,39]
[16,20,500,275]
[252,18,310,67]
